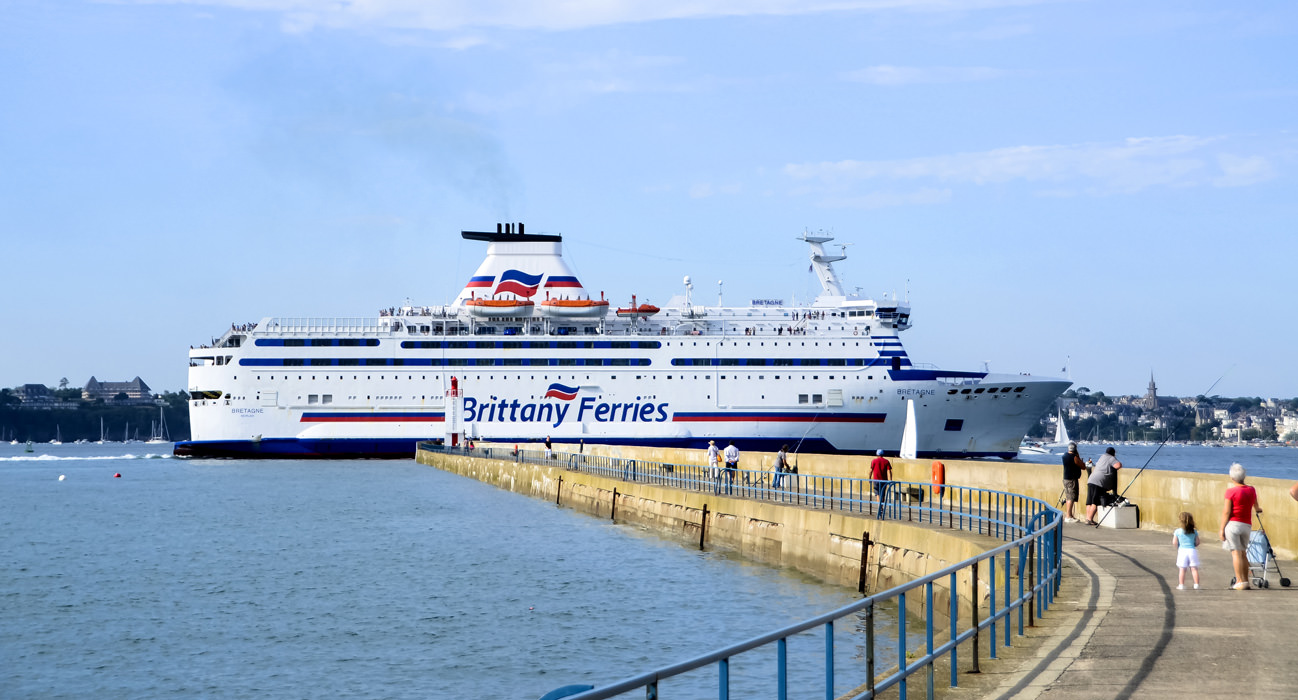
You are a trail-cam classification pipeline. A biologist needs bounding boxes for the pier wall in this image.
[565,444,1298,560]
[417,449,998,620]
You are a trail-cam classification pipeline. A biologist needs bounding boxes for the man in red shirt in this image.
[1220,462,1263,590]
[870,449,893,519]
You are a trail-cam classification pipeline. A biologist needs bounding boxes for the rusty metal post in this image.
[611,488,618,521]
[556,475,562,505]
[859,531,872,594]
[699,504,709,551]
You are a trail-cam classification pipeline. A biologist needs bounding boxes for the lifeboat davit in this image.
[465,298,535,317]
[615,295,660,319]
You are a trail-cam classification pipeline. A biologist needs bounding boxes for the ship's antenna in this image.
[717,279,724,307]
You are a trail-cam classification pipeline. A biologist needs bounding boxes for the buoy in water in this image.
[114,473,121,478]
[58,474,65,481]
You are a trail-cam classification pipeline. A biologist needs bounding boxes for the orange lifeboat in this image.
[615,295,660,318]
[539,293,609,318]
[465,297,535,317]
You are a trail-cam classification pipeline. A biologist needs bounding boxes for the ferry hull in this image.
[174,437,428,459]
[173,435,1024,460]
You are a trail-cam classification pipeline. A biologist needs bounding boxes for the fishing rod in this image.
[1092,368,1232,528]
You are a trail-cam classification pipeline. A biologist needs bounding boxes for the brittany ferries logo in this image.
[465,270,587,298]
[543,383,579,400]
[494,270,543,298]
[462,383,669,428]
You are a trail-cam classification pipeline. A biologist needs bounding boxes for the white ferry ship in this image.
[175,224,1069,459]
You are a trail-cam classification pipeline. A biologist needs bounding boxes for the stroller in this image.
[1231,520,1291,589]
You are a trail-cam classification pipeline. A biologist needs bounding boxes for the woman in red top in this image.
[1220,462,1263,590]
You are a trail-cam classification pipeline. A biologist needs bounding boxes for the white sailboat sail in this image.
[1053,407,1070,446]
[899,399,918,459]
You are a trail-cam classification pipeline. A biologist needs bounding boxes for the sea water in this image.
[1014,442,1298,481]
[1,443,879,699]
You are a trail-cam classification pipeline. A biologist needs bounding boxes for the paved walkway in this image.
[935,520,1296,700]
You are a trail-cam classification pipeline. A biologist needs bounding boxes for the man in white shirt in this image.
[722,441,739,495]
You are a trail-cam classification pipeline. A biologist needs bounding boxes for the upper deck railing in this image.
[417,443,1064,700]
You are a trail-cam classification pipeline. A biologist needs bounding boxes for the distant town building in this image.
[1143,372,1177,410]
[82,376,154,404]
[13,383,72,410]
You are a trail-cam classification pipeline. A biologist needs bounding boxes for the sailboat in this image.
[146,407,170,444]
[97,417,106,445]
[50,426,62,445]
[1020,407,1070,455]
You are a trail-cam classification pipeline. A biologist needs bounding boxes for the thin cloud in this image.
[841,65,1012,85]
[816,188,952,209]
[132,0,1057,32]
[784,136,1281,195]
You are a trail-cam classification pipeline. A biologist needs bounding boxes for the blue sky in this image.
[2,0,1295,399]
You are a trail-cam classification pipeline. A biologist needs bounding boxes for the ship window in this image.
[813,394,823,403]
[799,394,808,404]
[961,389,971,394]
[308,394,318,404]
[1015,386,1026,392]
[1001,387,1012,393]
[948,389,958,395]
[322,395,333,404]
[974,388,985,394]
[944,419,964,432]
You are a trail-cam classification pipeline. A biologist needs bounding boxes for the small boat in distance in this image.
[1019,407,1071,456]
[147,406,170,444]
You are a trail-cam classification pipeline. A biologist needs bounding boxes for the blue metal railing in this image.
[417,443,1063,699]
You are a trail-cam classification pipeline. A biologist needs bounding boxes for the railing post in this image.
[611,488,618,521]
[970,560,981,674]
[824,620,834,700]
[865,600,876,696]
[777,637,787,700]
[1003,549,1011,648]
[719,657,729,700]
[556,475,562,505]
[1029,540,1036,628]
[989,555,998,659]
[926,582,934,700]
[949,572,958,688]
[897,592,907,700]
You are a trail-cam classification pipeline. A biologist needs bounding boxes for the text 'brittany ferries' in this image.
[462,383,668,428]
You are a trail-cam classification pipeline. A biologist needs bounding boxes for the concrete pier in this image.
[936,522,1295,700]
[419,443,1296,698]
